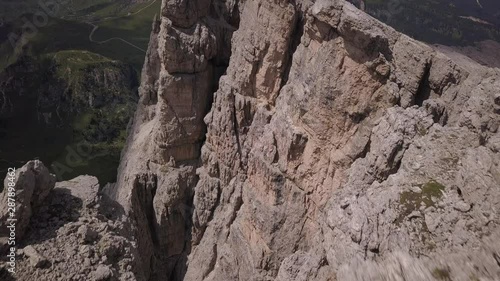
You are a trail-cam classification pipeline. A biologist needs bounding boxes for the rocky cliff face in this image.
[107,0,500,280]
[0,162,145,281]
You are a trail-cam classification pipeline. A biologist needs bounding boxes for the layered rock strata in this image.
[110,0,500,280]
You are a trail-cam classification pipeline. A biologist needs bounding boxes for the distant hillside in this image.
[452,0,500,25]
[0,51,138,183]
[0,0,160,71]
[0,0,160,183]
[362,0,500,45]
[0,0,151,22]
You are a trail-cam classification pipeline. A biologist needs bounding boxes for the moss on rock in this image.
[397,180,446,225]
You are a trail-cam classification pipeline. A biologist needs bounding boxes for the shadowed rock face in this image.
[110,0,500,280]
[365,0,500,46]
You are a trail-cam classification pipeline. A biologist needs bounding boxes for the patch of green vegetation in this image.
[397,180,446,224]
[0,49,137,184]
[470,275,480,281]
[421,180,446,204]
[0,0,143,22]
[0,41,19,72]
[95,0,159,33]
[73,104,135,145]
[0,1,154,183]
[29,18,145,71]
[63,0,118,19]
[45,50,116,91]
[91,0,161,70]
[53,66,136,183]
[73,111,95,132]
[49,104,133,184]
[64,0,158,21]
[49,50,113,71]
[432,267,451,280]
[51,142,123,184]
[3,0,159,72]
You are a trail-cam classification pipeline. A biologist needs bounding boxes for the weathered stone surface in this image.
[339,230,500,281]
[5,174,144,281]
[105,0,500,280]
[104,0,239,279]
[77,225,99,244]
[23,245,51,269]
[93,265,114,281]
[0,161,56,250]
[55,175,100,208]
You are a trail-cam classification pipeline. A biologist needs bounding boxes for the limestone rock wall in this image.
[107,1,239,279]
[113,0,500,280]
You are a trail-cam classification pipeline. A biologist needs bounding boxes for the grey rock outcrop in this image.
[108,0,500,280]
[0,161,56,250]
[339,231,500,281]
[7,174,145,281]
[23,245,50,269]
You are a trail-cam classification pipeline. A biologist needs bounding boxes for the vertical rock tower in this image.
[109,0,239,279]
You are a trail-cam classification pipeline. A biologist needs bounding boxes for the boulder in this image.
[0,160,55,250]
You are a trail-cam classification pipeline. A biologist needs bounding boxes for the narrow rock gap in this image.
[167,61,234,281]
[229,0,241,29]
[280,11,304,92]
[379,151,404,182]
[359,138,371,160]
[231,95,243,164]
[225,189,243,239]
[168,192,195,281]
[146,176,159,249]
[272,133,280,163]
[197,183,222,244]
[203,243,218,279]
[224,184,244,247]
[415,62,432,106]
[160,6,242,280]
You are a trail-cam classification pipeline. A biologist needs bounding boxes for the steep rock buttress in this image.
[110,0,500,280]
[106,0,239,280]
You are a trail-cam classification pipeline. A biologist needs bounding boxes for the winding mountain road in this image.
[86,0,158,53]
[87,24,146,53]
